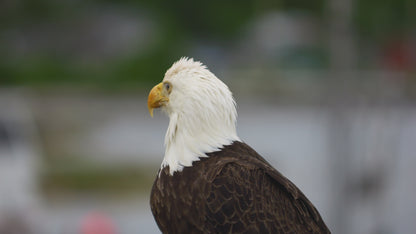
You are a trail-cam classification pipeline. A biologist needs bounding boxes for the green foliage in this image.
[1,0,413,87]
[354,0,415,40]
[40,160,157,195]
[0,45,185,89]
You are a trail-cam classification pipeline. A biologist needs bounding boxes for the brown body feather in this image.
[150,141,330,233]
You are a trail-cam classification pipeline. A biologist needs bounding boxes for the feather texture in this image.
[160,57,239,174]
[151,141,330,233]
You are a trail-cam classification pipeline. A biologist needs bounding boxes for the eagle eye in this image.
[164,82,172,93]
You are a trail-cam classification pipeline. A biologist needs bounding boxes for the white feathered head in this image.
[148,57,240,174]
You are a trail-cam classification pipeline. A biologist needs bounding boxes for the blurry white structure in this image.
[6,88,413,234]
[0,90,41,233]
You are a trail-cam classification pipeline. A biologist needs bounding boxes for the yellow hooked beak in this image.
[148,82,169,117]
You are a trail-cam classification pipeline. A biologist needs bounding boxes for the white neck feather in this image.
[162,110,240,175]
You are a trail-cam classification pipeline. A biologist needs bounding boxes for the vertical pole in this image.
[327,0,356,233]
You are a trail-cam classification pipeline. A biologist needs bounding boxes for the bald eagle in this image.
[148,58,330,233]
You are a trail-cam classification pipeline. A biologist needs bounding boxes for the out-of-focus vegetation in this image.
[1,0,413,89]
[40,160,156,197]
[354,0,415,40]
[0,0,257,88]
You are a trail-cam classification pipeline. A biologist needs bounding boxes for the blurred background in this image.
[1,0,415,233]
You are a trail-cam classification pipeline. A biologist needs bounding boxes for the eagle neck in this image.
[161,111,240,175]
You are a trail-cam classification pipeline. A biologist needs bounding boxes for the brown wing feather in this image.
[150,141,330,233]
[205,160,329,233]
[205,141,330,233]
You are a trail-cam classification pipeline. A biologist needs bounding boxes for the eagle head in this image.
[148,57,240,175]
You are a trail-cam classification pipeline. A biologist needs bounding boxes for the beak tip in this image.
[147,82,165,118]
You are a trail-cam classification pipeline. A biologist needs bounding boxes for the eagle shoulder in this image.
[203,142,330,233]
[150,141,330,233]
